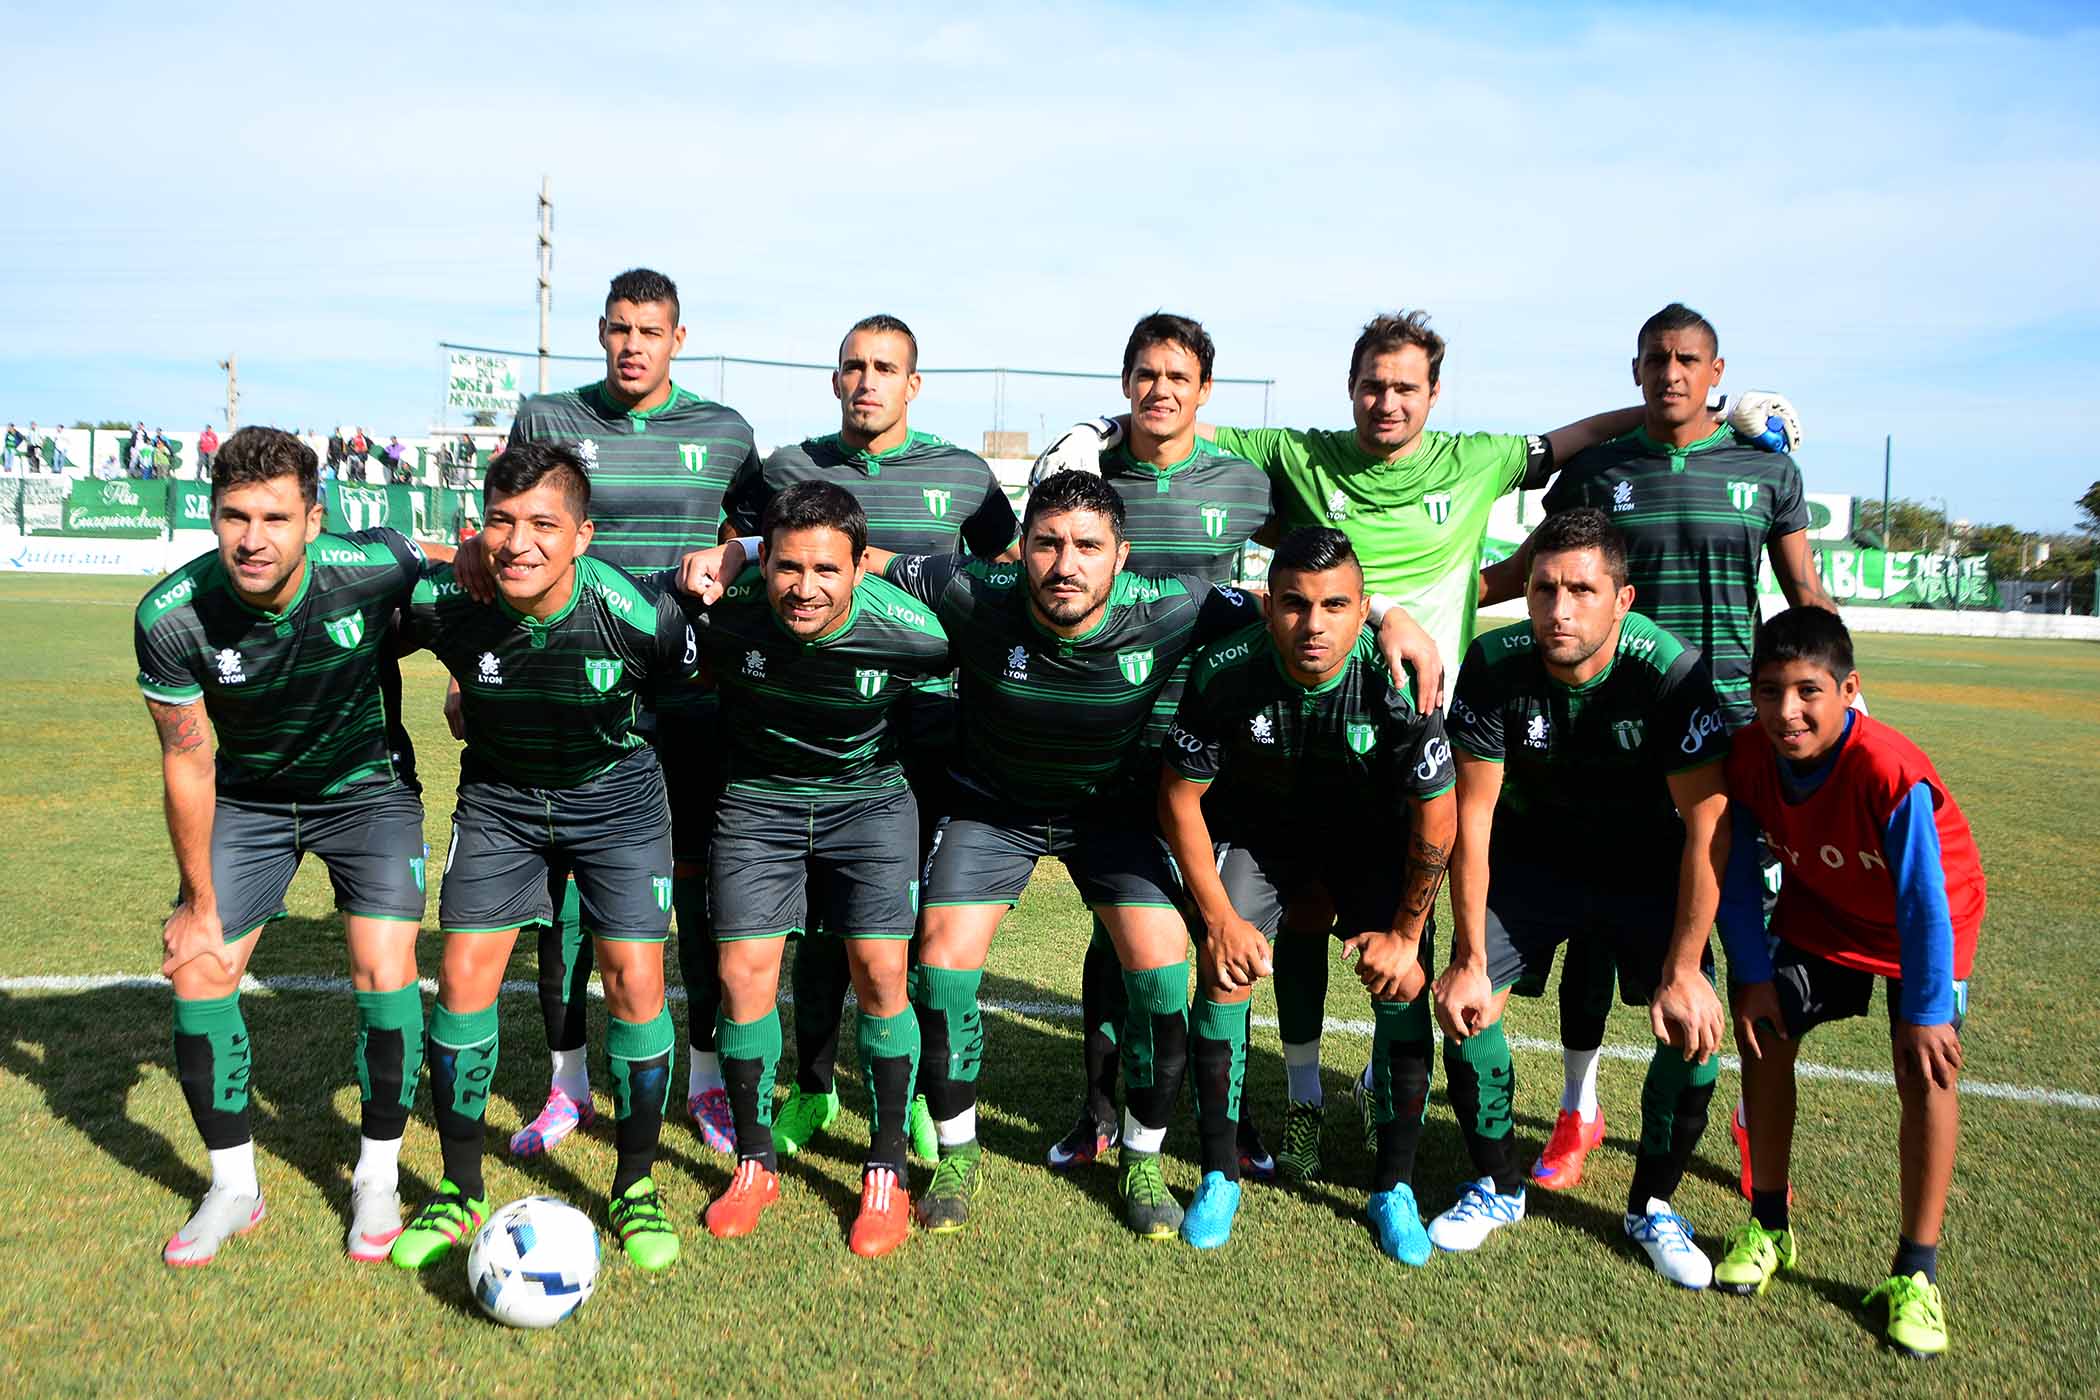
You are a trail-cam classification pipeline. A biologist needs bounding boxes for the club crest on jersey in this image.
[1613,718,1645,750]
[1325,488,1349,522]
[577,439,600,468]
[1422,491,1453,526]
[921,488,953,519]
[477,651,502,685]
[584,657,623,693]
[1612,480,1635,512]
[743,650,766,679]
[1250,714,1275,744]
[408,856,426,892]
[1525,712,1549,748]
[321,612,365,650]
[678,443,706,474]
[855,668,887,699]
[652,876,672,912]
[213,648,245,684]
[1346,721,1376,754]
[1117,649,1156,686]
[1727,480,1759,511]
[1200,504,1229,540]
[1005,645,1029,681]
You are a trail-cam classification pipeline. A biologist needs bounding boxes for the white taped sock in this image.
[353,1134,402,1189]
[1282,1040,1323,1104]
[1561,1047,1601,1119]
[689,1050,722,1098]
[209,1141,258,1197]
[1122,1109,1167,1155]
[551,1046,590,1102]
[935,1107,977,1149]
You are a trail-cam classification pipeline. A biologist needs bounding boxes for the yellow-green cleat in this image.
[917,1145,983,1233]
[390,1180,488,1270]
[1119,1149,1183,1240]
[1864,1272,1947,1358]
[772,1086,841,1158]
[609,1176,680,1271]
[1713,1221,1796,1296]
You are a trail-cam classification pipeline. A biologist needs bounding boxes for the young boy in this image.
[1714,607,1985,1358]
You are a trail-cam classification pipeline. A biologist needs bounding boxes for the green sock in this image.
[1443,1018,1521,1194]
[856,1008,921,1171]
[1368,997,1432,1124]
[1191,996,1249,1178]
[607,1006,674,1196]
[1120,962,1190,1142]
[430,1001,500,1198]
[718,1009,782,1166]
[173,991,253,1149]
[1273,929,1330,1047]
[914,965,985,1088]
[353,984,423,1140]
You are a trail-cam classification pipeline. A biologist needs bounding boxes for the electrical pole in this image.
[218,355,239,430]
[1880,434,1891,548]
[537,176,553,394]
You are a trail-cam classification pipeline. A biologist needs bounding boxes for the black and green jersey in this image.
[1446,612,1727,887]
[726,429,1017,558]
[884,553,1260,813]
[403,555,696,788]
[135,529,425,799]
[1105,438,1274,583]
[508,381,756,574]
[1167,623,1454,841]
[1543,425,1808,727]
[694,565,952,799]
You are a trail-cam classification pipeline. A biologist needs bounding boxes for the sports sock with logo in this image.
[429,1001,500,1200]
[913,965,985,1140]
[1444,1019,1522,1195]
[1190,995,1250,1180]
[174,991,253,1160]
[607,1005,673,1196]
[1078,919,1126,1125]
[1274,928,1329,1097]
[1369,997,1433,1191]
[856,1007,920,1173]
[673,872,718,1054]
[791,937,849,1095]
[353,984,423,1145]
[1120,962,1190,1153]
[535,875,593,1060]
[1627,1037,1720,1214]
[717,1009,782,1170]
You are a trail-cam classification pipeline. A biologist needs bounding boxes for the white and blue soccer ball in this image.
[466,1196,600,1329]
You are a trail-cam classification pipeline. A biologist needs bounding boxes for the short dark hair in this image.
[1528,507,1628,587]
[485,441,591,521]
[760,479,868,559]
[1269,526,1361,582]
[1753,606,1854,684]
[1023,470,1126,543]
[841,314,918,372]
[1349,309,1447,387]
[1122,311,1214,384]
[606,267,680,325]
[1637,302,1719,358]
[212,426,318,508]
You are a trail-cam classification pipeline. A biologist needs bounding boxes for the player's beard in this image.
[1537,631,1608,670]
[1033,573,1106,628]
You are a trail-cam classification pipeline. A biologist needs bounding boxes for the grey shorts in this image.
[208,782,427,941]
[711,786,920,941]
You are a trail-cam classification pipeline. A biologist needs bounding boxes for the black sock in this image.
[1443,1023,1523,1196]
[1373,1036,1432,1192]
[1751,1188,1789,1232]
[1893,1235,1938,1283]
[1190,1030,1241,1180]
[791,938,849,1095]
[1078,927,1125,1124]
[536,918,592,1053]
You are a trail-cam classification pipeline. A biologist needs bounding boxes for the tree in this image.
[2079,481,2100,536]
[1853,497,1951,551]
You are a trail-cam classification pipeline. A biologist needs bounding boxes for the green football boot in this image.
[773,1085,842,1158]
[1277,1100,1323,1183]
[609,1176,680,1271]
[908,1094,939,1164]
[1119,1149,1183,1240]
[1864,1272,1948,1358]
[390,1180,488,1270]
[917,1145,983,1234]
[1713,1221,1797,1297]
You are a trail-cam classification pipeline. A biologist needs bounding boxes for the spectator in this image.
[386,435,410,484]
[3,422,20,473]
[129,421,148,474]
[327,427,346,470]
[151,431,172,480]
[349,426,369,474]
[197,425,219,478]
[26,421,45,473]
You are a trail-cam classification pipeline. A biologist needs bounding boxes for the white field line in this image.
[6,971,2095,1113]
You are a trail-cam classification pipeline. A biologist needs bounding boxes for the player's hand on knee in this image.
[1652,974,1724,1063]
[1210,916,1273,992]
[1343,931,1414,1001]
[161,900,233,979]
[454,532,497,603]
[443,676,465,740]
[1029,417,1121,485]
[1433,962,1489,1039]
[1730,980,1789,1060]
[1720,391,1804,453]
[1894,1021,1962,1092]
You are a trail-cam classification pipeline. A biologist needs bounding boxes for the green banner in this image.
[36,479,169,538]
[170,481,213,530]
[1761,544,1993,609]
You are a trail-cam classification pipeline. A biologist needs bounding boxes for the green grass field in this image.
[2,573,2096,1397]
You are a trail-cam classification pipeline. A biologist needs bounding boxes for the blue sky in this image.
[3,2,2095,529]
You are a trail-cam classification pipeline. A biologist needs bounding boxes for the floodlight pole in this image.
[219,355,239,430]
[537,177,553,395]
[1881,434,1891,548]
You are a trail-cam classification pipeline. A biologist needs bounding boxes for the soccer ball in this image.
[465,1196,600,1329]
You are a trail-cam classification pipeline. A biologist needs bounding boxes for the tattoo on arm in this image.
[1400,832,1452,917]
[147,700,206,756]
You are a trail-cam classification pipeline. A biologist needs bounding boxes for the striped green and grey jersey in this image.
[1446,612,1727,886]
[693,566,952,799]
[726,430,1017,558]
[883,553,1260,813]
[135,529,425,799]
[1167,623,1453,840]
[403,555,696,788]
[1106,438,1275,746]
[1544,425,1808,728]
